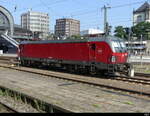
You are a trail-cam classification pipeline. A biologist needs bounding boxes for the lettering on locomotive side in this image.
[98,49,103,53]
[48,57,53,59]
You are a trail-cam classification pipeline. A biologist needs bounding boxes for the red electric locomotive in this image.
[18,36,134,77]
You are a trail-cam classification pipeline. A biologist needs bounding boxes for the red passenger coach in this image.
[18,36,134,77]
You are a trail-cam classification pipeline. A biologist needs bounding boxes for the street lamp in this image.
[140,34,143,67]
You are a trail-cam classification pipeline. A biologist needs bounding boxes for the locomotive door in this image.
[89,43,96,62]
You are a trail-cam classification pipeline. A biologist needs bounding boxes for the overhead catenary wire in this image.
[80,19,133,29]
[62,0,145,18]
[11,0,72,13]
[81,17,132,26]
[10,0,145,17]
[8,0,145,18]
[6,0,147,32]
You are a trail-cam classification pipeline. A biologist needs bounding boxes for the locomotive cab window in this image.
[112,40,127,53]
[90,44,96,50]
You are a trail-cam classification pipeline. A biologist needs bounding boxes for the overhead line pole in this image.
[102,5,111,37]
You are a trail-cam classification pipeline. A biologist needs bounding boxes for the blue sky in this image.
[0,0,147,33]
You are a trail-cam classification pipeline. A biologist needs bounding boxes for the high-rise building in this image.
[55,18,80,37]
[21,11,49,39]
[133,2,150,25]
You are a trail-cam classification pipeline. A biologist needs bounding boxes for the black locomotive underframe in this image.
[20,57,129,74]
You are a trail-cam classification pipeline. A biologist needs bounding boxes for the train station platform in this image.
[0,53,17,57]
[129,55,150,63]
[0,66,149,112]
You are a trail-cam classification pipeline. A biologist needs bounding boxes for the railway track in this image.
[115,76,150,85]
[0,56,18,65]
[0,56,150,85]
[0,63,150,98]
[0,55,150,77]
[0,101,19,113]
[135,73,150,78]
[0,56,150,97]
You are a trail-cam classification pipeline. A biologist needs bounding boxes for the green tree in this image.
[114,26,127,39]
[47,33,58,40]
[132,22,150,40]
[71,34,82,39]
[67,34,82,40]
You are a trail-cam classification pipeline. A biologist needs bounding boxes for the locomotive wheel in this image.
[20,60,24,66]
[89,67,97,76]
[67,65,75,73]
[89,71,97,75]
[21,60,27,66]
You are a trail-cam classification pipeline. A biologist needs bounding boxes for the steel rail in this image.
[0,56,150,85]
[0,56,150,75]
[115,77,150,85]
[0,101,19,113]
[0,64,149,98]
[135,73,150,77]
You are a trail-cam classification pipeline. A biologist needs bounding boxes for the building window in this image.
[137,15,142,23]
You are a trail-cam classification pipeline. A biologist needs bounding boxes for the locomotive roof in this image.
[20,36,123,45]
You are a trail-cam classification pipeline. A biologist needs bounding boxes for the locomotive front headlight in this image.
[111,56,116,63]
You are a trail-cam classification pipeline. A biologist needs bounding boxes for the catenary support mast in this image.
[102,5,111,36]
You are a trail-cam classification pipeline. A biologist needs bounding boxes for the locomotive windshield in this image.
[112,40,127,53]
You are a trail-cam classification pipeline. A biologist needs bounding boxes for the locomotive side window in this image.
[90,44,96,50]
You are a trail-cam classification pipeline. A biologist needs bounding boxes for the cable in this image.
[110,19,132,24]
[5,0,146,32]
[63,0,145,18]
[81,19,132,28]
[11,0,71,13]
[111,1,145,9]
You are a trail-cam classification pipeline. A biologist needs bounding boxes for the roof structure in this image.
[0,5,14,36]
[134,2,150,13]
[20,36,122,45]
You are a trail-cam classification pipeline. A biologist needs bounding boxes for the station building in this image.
[125,40,150,55]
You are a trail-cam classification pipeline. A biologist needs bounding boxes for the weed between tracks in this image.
[92,104,100,108]
[0,87,67,113]
[123,101,134,105]
[134,65,150,74]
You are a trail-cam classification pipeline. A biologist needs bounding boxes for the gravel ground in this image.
[0,104,13,113]
[0,95,39,113]
[0,67,150,112]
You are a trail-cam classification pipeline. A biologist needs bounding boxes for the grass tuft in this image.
[92,104,100,108]
[123,101,134,105]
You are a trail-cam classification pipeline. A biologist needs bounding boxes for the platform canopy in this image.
[0,5,14,36]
